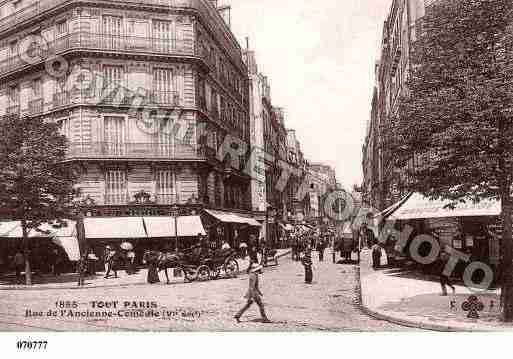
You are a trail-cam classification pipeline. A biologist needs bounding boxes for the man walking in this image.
[13,251,24,284]
[438,251,456,296]
[234,264,271,323]
[302,245,313,284]
[317,237,326,262]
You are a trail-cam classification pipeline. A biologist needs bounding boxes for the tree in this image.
[381,0,513,321]
[0,115,78,285]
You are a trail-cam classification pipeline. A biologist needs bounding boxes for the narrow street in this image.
[0,255,405,331]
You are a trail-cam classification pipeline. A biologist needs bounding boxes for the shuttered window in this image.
[104,116,125,155]
[152,68,176,105]
[153,20,174,52]
[105,169,127,205]
[102,15,122,49]
[156,169,175,204]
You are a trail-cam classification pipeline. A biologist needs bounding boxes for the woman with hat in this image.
[234,264,271,323]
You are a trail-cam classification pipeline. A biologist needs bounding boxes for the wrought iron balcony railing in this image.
[155,193,179,205]
[66,142,203,160]
[28,98,44,114]
[104,192,130,206]
[150,91,180,106]
[0,32,197,75]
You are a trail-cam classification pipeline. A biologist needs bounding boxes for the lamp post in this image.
[170,204,179,252]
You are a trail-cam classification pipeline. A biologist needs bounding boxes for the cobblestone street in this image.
[0,255,406,331]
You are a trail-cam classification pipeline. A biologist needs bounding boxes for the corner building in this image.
[0,0,252,217]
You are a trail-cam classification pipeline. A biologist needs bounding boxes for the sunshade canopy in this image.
[204,209,261,227]
[143,216,206,237]
[388,193,501,220]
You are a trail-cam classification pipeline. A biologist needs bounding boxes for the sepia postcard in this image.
[1,0,513,347]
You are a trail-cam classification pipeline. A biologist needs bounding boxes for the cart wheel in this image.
[197,265,210,281]
[183,267,197,282]
[210,266,221,280]
[224,259,239,278]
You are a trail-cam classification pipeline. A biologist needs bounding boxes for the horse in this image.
[143,246,204,284]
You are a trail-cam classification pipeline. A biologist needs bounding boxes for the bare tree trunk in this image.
[21,218,32,286]
[501,192,513,321]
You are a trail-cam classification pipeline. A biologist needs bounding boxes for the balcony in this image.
[150,91,180,106]
[28,98,44,115]
[155,193,179,205]
[0,32,197,76]
[66,142,204,161]
[104,192,130,206]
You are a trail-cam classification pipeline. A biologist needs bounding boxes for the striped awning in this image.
[143,216,206,238]
[84,217,147,239]
[204,210,261,227]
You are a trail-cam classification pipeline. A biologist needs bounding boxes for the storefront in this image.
[202,209,261,249]
[383,192,501,274]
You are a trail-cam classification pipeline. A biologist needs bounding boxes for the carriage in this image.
[143,246,240,284]
[195,248,239,281]
[262,247,278,267]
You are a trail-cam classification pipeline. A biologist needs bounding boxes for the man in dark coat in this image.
[247,235,259,272]
[302,246,313,284]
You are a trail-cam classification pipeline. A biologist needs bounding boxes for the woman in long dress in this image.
[147,261,160,284]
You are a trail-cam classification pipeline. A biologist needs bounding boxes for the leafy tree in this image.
[0,115,78,285]
[381,0,513,320]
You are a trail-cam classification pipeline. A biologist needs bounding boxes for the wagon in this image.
[198,248,239,280]
[262,247,278,267]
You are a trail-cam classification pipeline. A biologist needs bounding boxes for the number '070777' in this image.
[16,340,48,350]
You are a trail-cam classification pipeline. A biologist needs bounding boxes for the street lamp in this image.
[170,204,179,252]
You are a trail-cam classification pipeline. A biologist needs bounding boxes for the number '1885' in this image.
[16,340,47,350]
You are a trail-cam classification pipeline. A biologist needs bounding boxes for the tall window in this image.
[104,116,125,155]
[7,84,19,112]
[152,68,175,105]
[9,40,17,58]
[32,78,42,99]
[57,118,71,140]
[102,65,123,98]
[105,169,127,205]
[102,15,122,49]
[153,20,173,53]
[56,20,67,36]
[156,169,175,204]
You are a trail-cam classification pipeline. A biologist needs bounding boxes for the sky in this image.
[220,0,392,190]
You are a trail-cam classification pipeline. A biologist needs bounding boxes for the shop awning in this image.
[0,220,80,260]
[388,192,501,220]
[204,210,261,227]
[279,223,294,231]
[84,217,147,239]
[143,216,206,237]
[373,194,412,220]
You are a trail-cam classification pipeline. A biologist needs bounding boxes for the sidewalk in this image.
[359,250,511,331]
[0,249,291,291]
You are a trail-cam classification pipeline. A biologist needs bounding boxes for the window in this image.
[156,169,175,204]
[152,68,176,105]
[153,20,173,52]
[105,169,127,205]
[32,78,42,99]
[102,15,122,49]
[104,116,125,155]
[102,65,123,97]
[13,0,22,11]
[57,118,71,140]
[56,20,67,35]
[7,84,19,109]
[9,40,17,57]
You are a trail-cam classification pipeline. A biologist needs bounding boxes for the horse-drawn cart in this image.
[262,248,278,267]
[143,246,239,284]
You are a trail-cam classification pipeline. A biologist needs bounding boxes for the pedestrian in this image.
[302,245,313,284]
[51,248,62,276]
[126,250,136,275]
[371,243,381,270]
[247,235,259,272]
[234,264,271,323]
[239,241,248,259]
[438,251,456,296]
[13,251,24,284]
[331,235,336,263]
[77,254,87,286]
[221,240,231,250]
[317,237,326,262]
[104,246,118,279]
